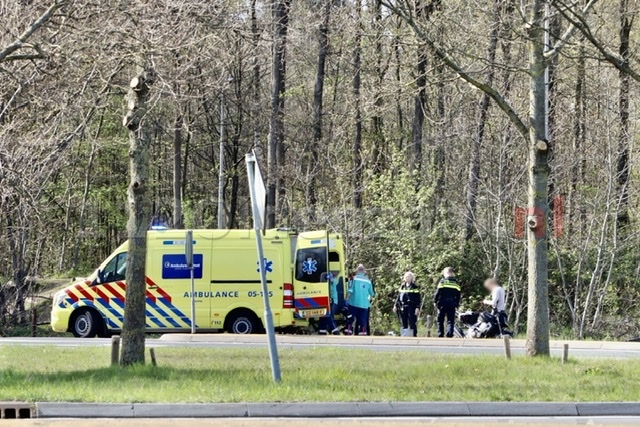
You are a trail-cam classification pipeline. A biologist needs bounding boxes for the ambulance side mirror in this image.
[94,269,104,285]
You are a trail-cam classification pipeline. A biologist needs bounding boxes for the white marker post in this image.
[185,230,196,334]
[246,151,281,383]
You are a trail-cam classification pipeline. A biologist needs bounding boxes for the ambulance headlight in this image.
[54,291,66,307]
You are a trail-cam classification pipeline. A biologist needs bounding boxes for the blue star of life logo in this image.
[257,258,273,273]
[302,257,317,275]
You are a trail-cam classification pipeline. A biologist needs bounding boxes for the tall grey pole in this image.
[185,230,196,334]
[246,153,281,383]
[217,92,226,229]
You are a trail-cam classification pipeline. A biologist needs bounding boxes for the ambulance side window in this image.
[295,248,327,283]
[101,252,128,283]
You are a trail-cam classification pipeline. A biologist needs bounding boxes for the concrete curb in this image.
[35,402,640,418]
[157,334,640,352]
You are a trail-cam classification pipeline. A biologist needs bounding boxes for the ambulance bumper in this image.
[50,306,72,333]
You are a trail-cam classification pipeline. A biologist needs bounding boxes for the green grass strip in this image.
[0,346,634,403]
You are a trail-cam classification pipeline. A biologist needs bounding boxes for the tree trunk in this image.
[568,43,586,237]
[372,0,385,173]
[617,0,633,227]
[465,1,500,241]
[6,209,28,324]
[120,63,154,366]
[267,0,290,228]
[308,0,331,219]
[352,0,363,209]
[411,48,426,173]
[546,13,561,236]
[251,0,262,153]
[431,58,446,223]
[173,112,183,229]
[411,0,439,173]
[525,0,550,357]
[72,142,97,271]
[393,30,404,151]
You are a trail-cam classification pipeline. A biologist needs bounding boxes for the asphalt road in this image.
[0,335,638,358]
[10,417,640,426]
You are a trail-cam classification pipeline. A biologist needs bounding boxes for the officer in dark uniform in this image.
[434,267,461,338]
[393,271,421,337]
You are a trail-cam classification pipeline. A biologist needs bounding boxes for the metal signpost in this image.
[185,230,196,334]
[245,151,281,383]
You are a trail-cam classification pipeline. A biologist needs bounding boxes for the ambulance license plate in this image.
[299,309,326,318]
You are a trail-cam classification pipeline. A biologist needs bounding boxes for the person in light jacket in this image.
[346,264,375,336]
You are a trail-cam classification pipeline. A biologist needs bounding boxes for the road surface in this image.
[10,417,640,426]
[0,335,638,358]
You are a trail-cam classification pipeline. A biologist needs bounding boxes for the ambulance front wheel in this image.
[226,310,262,334]
[71,308,101,338]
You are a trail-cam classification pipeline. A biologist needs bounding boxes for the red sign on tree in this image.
[514,207,526,239]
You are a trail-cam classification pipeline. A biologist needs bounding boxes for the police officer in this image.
[434,267,461,338]
[393,271,421,337]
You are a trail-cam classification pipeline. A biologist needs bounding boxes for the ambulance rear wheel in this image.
[71,308,100,338]
[226,311,261,334]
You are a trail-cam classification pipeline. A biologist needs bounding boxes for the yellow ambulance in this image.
[51,229,345,337]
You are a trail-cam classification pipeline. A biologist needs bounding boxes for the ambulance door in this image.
[148,233,209,331]
[293,231,330,319]
[328,234,346,307]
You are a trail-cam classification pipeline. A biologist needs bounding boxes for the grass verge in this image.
[0,346,635,402]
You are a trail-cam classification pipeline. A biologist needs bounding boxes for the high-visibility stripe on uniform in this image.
[438,280,461,291]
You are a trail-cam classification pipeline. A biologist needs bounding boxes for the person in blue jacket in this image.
[318,272,340,335]
[346,264,375,335]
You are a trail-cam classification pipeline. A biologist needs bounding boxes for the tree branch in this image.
[3,54,45,62]
[544,0,599,62]
[0,1,64,63]
[555,0,640,82]
[381,0,529,140]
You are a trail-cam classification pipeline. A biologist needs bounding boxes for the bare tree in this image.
[465,0,501,241]
[616,0,634,227]
[267,0,291,228]
[352,0,363,209]
[121,62,155,366]
[307,0,331,219]
[0,1,64,63]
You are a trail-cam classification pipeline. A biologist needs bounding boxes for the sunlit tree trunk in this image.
[121,62,154,366]
[525,0,550,357]
[172,112,183,229]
